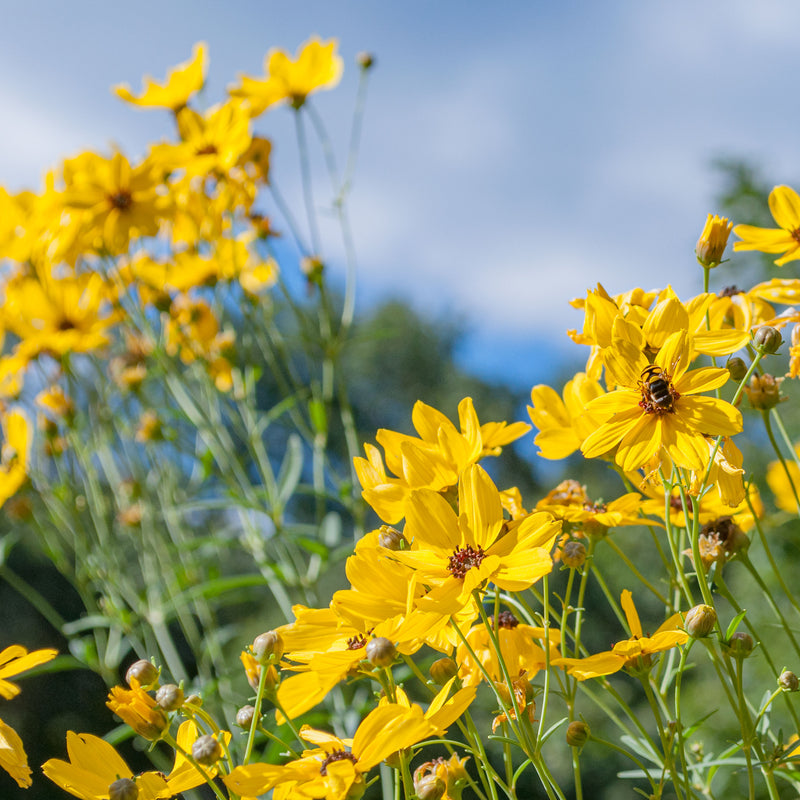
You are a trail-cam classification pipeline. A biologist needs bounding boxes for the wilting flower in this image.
[106,684,168,740]
[734,185,800,266]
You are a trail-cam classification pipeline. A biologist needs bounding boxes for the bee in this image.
[639,365,677,414]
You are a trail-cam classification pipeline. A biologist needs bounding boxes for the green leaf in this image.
[277,434,304,504]
[725,609,747,640]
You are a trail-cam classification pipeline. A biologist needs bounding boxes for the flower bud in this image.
[109,777,138,800]
[696,214,732,268]
[726,357,748,382]
[125,659,159,689]
[236,705,257,728]
[754,325,783,354]
[366,637,396,667]
[745,373,785,410]
[184,694,202,707]
[378,525,405,550]
[562,540,586,569]
[252,631,284,665]
[726,631,754,658]
[300,256,324,285]
[413,774,446,800]
[566,720,590,748]
[356,52,375,70]
[430,657,458,685]
[192,734,223,765]
[779,670,799,692]
[155,684,184,711]
[684,604,717,638]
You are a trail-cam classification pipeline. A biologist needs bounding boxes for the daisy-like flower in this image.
[224,703,443,800]
[106,683,168,740]
[392,464,559,617]
[552,590,688,680]
[734,185,800,266]
[0,644,57,788]
[581,329,741,473]
[114,42,207,111]
[42,732,169,799]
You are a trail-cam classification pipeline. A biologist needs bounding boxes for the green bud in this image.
[365,637,396,667]
[192,734,222,765]
[684,604,717,638]
[754,325,783,354]
[430,657,458,685]
[566,720,590,748]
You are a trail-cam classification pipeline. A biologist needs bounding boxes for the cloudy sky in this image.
[1,2,798,386]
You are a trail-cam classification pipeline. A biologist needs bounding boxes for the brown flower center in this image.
[496,610,520,629]
[320,749,358,776]
[346,633,368,650]
[447,544,486,579]
[108,190,133,211]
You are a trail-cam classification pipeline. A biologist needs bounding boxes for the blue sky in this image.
[2,2,799,387]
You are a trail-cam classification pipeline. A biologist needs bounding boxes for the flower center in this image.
[719,285,742,297]
[496,610,520,629]
[638,366,679,415]
[793,228,800,244]
[320,749,358,776]
[447,544,487,579]
[108,190,133,211]
[346,633,368,650]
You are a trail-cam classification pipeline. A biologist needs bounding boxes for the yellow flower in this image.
[229,37,343,116]
[392,464,558,616]
[114,42,207,111]
[696,213,732,268]
[528,373,605,460]
[0,409,32,509]
[61,151,165,255]
[0,645,57,787]
[581,329,741,472]
[553,591,688,680]
[456,610,561,687]
[767,444,800,514]
[106,684,168,740]
[734,185,800,266]
[42,731,169,799]
[224,703,442,799]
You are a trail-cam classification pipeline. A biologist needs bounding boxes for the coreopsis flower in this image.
[0,644,56,787]
[106,684,168,740]
[114,42,207,111]
[528,373,605,459]
[224,703,442,800]
[354,397,529,524]
[581,329,741,473]
[61,151,165,254]
[0,409,31,509]
[42,732,170,799]
[734,185,800,266]
[229,37,343,116]
[149,100,252,178]
[456,610,562,687]
[553,590,688,680]
[391,464,558,616]
[1,271,118,359]
[696,214,733,267]
[682,515,749,571]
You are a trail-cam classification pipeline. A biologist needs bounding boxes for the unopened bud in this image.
[562,540,586,569]
[696,214,732,268]
[779,670,799,692]
[109,777,138,800]
[566,720,590,748]
[155,684,184,711]
[430,657,458,685]
[125,659,159,689]
[684,604,717,638]
[252,631,284,665]
[726,631,754,658]
[414,774,446,800]
[726,357,748,382]
[366,637,396,667]
[378,525,404,550]
[192,734,223,765]
[356,52,375,70]
[184,694,202,707]
[236,705,257,728]
[754,326,783,354]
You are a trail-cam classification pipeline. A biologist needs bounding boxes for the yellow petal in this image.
[620,590,642,638]
[769,185,800,231]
